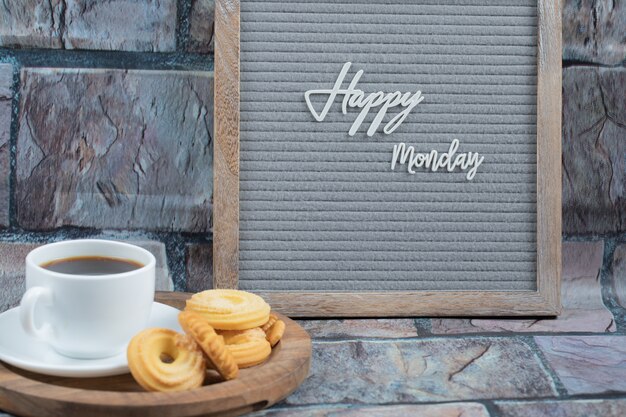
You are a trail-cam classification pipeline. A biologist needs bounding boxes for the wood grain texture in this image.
[258,290,559,318]
[0,292,311,417]
[536,0,563,315]
[213,0,562,316]
[213,0,240,289]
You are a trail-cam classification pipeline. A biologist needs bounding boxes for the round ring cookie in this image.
[226,329,272,368]
[178,311,239,380]
[217,328,272,368]
[127,328,206,392]
[185,289,271,331]
[218,327,267,344]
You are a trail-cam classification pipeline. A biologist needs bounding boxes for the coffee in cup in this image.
[20,240,156,359]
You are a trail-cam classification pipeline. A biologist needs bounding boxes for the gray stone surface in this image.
[286,338,556,405]
[122,239,172,291]
[186,242,212,292]
[298,319,418,339]
[0,64,12,227]
[64,0,176,52]
[497,399,626,417]
[563,66,626,235]
[0,238,171,313]
[563,0,626,65]
[0,0,64,48]
[188,0,214,53]
[252,403,490,417]
[613,244,626,308]
[16,68,213,232]
[535,336,626,395]
[70,234,173,290]
[0,0,176,51]
[432,241,615,333]
[0,242,38,313]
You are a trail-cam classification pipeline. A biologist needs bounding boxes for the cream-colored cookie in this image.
[178,311,239,380]
[265,319,285,347]
[261,313,278,333]
[185,289,271,331]
[225,336,272,368]
[127,328,205,392]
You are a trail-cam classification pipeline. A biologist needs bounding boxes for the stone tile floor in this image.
[248,241,626,416]
[1,240,625,417]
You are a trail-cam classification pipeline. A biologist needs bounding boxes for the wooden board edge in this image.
[213,0,241,289]
[257,290,560,318]
[536,0,563,315]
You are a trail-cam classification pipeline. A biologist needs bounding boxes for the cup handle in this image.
[19,287,54,342]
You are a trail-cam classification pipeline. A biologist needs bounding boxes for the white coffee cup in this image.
[20,239,156,359]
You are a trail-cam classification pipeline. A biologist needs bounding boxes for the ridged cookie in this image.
[225,336,272,368]
[185,289,271,331]
[265,319,285,347]
[178,311,239,380]
[218,327,266,344]
[260,313,278,333]
[127,328,205,392]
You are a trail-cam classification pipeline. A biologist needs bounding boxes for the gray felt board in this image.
[239,0,538,292]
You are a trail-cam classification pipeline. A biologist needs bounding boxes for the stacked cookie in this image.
[127,289,286,392]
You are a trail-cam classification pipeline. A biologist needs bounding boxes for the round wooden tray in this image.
[0,292,311,417]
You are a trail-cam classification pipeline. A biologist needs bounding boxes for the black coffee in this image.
[40,256,144,275]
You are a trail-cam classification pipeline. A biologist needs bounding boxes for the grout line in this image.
[0,48,214,72]
[492,393,626,403]
[305,328,626,347]
[562,235,604,242]
[264,401,503,412]
[414,318,433,336]
[163,233,189,292]
[600,238,626,333]
[265,394,626,413]
[306,333,616,344]
[520,335,568,397]
[481,400,502,417]
[306,327,626,342]
[562,59,626,69]
[7,63,19,228]
[0,227,211,242]
[563,232,626,240]
[177,0,193,52]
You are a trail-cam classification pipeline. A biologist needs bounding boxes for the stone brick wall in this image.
[0,0,216,299]
[0,1,625,417]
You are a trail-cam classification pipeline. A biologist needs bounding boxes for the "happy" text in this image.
[304,62,424,137]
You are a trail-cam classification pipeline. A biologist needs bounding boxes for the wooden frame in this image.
[213,0,562,317]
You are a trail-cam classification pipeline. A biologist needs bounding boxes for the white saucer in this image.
[0,302,181,378]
